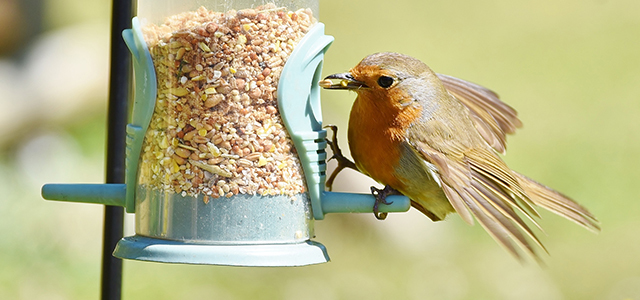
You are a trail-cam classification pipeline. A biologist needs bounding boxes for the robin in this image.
[319,52,599,260]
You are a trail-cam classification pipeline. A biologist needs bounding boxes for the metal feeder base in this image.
[113,235,330,266]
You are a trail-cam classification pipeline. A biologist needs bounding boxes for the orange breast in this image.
[347,90,421,189]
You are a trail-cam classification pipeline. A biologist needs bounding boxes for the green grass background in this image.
[2,0,639,299]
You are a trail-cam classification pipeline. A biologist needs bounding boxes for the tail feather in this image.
[513,172,601,233]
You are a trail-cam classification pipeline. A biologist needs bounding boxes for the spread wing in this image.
[409,130,546,261]
[406,111,545,260]
[438,74,522,154]
[406,107,598,261]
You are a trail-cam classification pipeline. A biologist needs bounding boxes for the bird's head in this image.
[320,52,447,109]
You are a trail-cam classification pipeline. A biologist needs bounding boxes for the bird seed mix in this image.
[137,4,315,201]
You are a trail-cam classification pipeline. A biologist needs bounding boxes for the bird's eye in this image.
[377,76,394,88]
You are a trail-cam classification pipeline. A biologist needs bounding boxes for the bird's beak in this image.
[319,73,368,90]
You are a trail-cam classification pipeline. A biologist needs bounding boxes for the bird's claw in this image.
[370,185,399,220]
[324,125,358,191]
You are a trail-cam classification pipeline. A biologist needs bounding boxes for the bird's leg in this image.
[324,125,358,191]
[370,185,400,220]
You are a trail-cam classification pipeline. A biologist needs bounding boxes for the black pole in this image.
[103,0,134,299]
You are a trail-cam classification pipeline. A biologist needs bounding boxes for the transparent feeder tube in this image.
[128,0,325,248]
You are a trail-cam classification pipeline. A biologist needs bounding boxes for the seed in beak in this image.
[318,79,333,88]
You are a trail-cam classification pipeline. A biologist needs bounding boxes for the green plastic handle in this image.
[321,192,410,214]
[41,184,126,207]
[121,17,157,213]
[277,24,332,220]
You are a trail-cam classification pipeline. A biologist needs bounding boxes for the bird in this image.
[319,52,599,260]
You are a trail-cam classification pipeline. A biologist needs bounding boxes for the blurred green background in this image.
[1,0,638,299]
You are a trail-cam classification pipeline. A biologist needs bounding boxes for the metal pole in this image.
[103,0,133,299]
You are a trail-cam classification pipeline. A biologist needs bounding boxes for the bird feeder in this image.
[42,0,410,267]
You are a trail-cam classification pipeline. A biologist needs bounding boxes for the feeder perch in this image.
[42,1,410,267]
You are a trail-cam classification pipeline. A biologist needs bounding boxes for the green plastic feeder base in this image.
[113,235,330,266]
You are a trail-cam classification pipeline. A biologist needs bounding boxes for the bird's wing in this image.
[512,172,600,232]
[408,122,545,261]
[437,74,522,154]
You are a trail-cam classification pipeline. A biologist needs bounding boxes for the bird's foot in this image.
[325,124,358,191]
[370,185,400,220]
